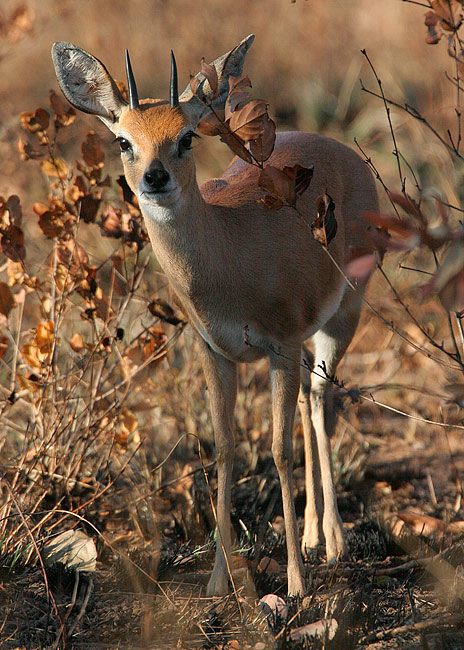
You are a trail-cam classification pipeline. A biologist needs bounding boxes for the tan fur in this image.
[52,38,379,598]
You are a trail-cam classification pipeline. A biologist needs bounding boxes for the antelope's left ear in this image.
[180,34,255,126]
[51,42,127,131]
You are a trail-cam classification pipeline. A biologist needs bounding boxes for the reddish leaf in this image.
[57,239,89,275]
[225,76,252,121]
[229,99,268,140]
[249,116,276,163]
[38,211,65,239]
[79,195,100,223]
[189,74,201,96]
[258,165,296,206]
[0,195,22,226]
[1,225,25,262]
[0,283,14,317]
[69,332,87,353]
[17,136,43,160]
[430,0,463,30]
[200,58,218,100]
[82,131,104,168]
[345,253,377,282]
[37,321,54,354]
[312,193,338,246]
[283,164,314,197]
[49,89,76,127]
[389,191,424,221]
[197,112,226,137]
[19,108,49,133]
[219,132,253,164]
[425,10,442,43]
[259,195,284,211]
[101,204,122,237]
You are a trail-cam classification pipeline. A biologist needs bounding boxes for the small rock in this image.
[43,529,96,573]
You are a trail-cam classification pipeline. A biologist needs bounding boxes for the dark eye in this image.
[178,131,199,156]
[114,137,132,153]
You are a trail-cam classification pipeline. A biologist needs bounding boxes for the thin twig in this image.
[361,49,404,188]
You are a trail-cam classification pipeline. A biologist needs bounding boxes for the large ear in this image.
[51,42,126,130]
[180,34,255,126]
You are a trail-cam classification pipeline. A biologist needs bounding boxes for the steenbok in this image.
[52,35,378,596]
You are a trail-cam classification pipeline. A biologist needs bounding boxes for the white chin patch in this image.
[140,188,181,207]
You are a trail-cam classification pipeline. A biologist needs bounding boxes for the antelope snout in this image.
[141,162,170,194]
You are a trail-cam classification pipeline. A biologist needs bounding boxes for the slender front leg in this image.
[196,337,237,597]
[270,349,305,596]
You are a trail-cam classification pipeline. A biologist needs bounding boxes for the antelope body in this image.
[52,36,379,597]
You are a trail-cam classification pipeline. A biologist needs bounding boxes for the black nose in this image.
[143,168,170,192]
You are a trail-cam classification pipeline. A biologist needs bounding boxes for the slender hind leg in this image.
[310,287,364,562]
[298,344,323,555]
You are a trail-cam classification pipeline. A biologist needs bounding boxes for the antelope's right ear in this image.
[51,42,126,130]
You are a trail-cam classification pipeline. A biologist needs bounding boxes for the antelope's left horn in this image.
[125,49,139,110]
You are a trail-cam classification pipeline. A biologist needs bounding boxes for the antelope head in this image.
[51,36,254,211]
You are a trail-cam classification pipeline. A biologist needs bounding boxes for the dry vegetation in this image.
[0,0,464,648]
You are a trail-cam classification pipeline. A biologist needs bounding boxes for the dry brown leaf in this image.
[7,260,24,286]
[248,115,276,163]
[17,136,43,161]
[430,0,463,29]
[200,58,219,100]
[0,195,22,226]
[219,132,253,164]
[69,332,87,353]
[101,204,121,236]
[228,99,268,140]
[258,165,296,206]
[22,342,45,369]
[49,89,76,127]
[225,76,252,121]
[197,112,226,137]
[81,131,104,168]
[258,194,284,211]
[0,283,15,317]
[38,210,65,239]
[37,321,54,354]
[40,158,68,180]
[19,108,49,133]
[120,408,138,435]
[1,225,25,262]
[312,193,338,246]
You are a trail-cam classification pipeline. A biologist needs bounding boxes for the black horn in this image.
[170,50,179,108]
[125,49,139,110]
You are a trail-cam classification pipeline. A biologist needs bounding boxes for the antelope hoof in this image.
[324,520,348,563]
[206,568,229,597]
[287,567,305,597]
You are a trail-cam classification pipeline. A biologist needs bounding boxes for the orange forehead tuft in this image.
[119,101,188,145]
